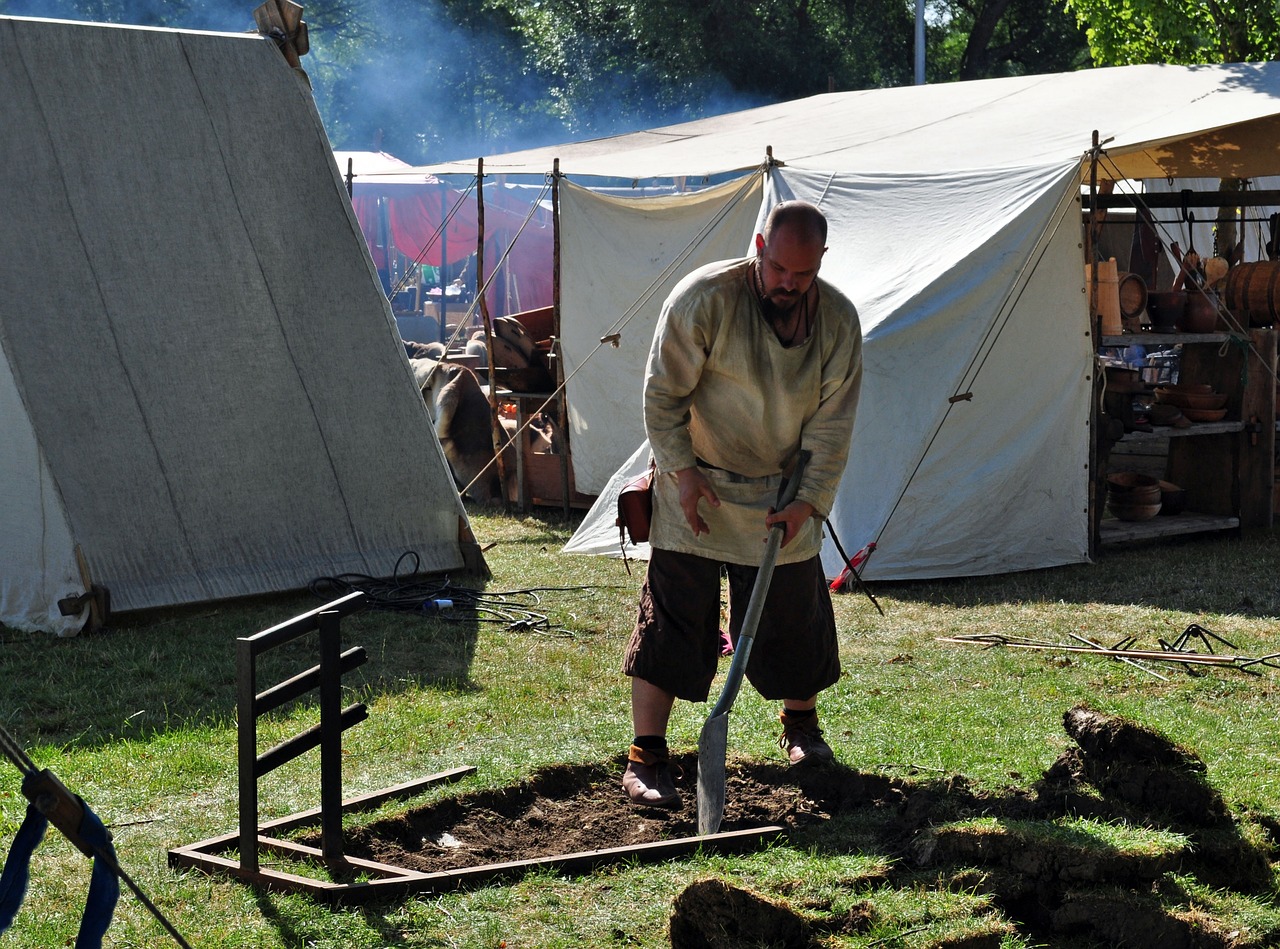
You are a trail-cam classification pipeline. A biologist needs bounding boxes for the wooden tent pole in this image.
[476,158,511,507]
[552,158,571,513]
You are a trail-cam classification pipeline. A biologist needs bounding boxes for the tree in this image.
[1062,0,1280,64]
[931,0,1091,80]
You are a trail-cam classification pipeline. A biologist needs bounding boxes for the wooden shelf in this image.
[1118,421,1244,441]
[1100,512,1239,544]
[1101,332,1234,346]
[1094,327,1277,553]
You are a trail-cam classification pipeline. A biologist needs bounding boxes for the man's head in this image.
[755,201,828,315]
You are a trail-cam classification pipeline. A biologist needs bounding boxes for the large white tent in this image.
[1,16,478,635]
[416,63,1280,581]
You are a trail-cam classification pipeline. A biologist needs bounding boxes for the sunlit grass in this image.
[1,509,1279,946]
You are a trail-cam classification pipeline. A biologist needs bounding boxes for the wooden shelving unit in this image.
[1095,328,1277,549]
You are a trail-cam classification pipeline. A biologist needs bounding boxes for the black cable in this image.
[308,552,613,637]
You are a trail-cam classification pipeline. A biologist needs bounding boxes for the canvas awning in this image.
[413,62,1280,182]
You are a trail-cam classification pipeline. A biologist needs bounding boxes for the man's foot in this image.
[779,710,834,766]
[622,745,681,807]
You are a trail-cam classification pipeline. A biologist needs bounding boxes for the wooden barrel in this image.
[1117,272,1147,318]
[1224,261,1280,325]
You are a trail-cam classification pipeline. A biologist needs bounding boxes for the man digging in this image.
[621,200,864,807]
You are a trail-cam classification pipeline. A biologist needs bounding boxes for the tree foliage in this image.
[932,0,1090,79]
[1062,0,1280,64]
[0,0,1097,162]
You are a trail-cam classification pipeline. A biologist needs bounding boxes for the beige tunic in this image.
[644,256,863,566]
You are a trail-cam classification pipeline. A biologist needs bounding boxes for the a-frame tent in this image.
[1,16,480,635]
[416,62,1280,580]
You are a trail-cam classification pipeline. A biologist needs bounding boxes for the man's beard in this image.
[760,289,800,322]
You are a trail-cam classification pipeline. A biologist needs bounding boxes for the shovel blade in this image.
[696,711,730,836]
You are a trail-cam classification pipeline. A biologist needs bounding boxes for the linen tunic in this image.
[644,256,862,566]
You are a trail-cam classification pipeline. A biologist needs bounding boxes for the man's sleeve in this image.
[643,293,709,474]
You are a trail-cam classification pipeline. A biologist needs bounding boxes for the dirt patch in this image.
[319,706,1275,948]
[338,755,833,874]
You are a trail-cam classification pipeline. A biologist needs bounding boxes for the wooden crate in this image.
[524,451,594,509]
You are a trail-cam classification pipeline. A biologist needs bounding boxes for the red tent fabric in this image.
[335,151,553,315]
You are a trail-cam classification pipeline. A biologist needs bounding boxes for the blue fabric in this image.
[0,804,48,935]
[0,796,118,948]
[74,801,119,949]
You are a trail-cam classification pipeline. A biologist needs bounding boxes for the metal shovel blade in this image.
[695,451,809,837]
[695,708,731,836]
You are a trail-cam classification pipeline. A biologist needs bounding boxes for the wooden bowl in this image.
[1108,499,1162,521]
[1106,472,1161,505]
[1154,388,1228,410]
[1148,403,1185,427]
[1181,407,1228,423]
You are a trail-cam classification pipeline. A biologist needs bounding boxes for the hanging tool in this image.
[697,450,809,837]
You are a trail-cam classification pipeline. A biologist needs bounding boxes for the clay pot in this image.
[1146,291,1186,332]
[1106,471,1162,506]
[1178,289,1220,333]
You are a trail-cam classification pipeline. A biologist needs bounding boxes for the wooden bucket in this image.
[1117,272,1147,318]
[1223,261,1280,326]
[1086,258,1122,336]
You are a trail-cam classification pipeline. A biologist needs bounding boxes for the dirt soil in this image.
[318,704,1277,948]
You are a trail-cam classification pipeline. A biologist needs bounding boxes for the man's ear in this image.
[755,234,765,253]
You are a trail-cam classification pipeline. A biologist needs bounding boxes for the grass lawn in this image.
[2,508,1280,947]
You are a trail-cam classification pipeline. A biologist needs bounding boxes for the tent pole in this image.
[1086,129,1101,560]
[476,158,511,509]
[1086,129,1099,335]
[439,183,448,344]
[552,159,571,514]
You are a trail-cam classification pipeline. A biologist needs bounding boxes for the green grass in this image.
[2,511,1280,946]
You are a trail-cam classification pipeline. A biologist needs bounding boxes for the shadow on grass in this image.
[868,530,1280,621]
[0,576,490,752]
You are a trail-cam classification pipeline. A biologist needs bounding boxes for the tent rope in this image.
[384,176,479,300]
[456,164,766,501]
[418,178,555,387]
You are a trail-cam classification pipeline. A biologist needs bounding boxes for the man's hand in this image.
[675,466,719,536]
[765,499,816,548]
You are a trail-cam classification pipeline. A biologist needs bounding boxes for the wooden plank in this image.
[170,821,785,905]
[1099,512,1238,544]
[257,836,419,880]
[320,825,787,904]
[1239,328,1277,528]
[258,767,477,834]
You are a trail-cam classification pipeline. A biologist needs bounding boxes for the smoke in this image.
[0,0,771,165]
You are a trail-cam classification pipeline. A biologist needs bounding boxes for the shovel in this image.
[696,449,810,836]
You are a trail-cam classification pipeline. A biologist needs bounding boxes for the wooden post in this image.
[318,610,344,863]
[476,159,511,507]
[1240,328,1277,529]
[552,159,571,513]
[1086,132,1100,559]
[236,638,259,874]
[438,183,448,343]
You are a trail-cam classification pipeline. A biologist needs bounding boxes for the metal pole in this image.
[914,0,925,85]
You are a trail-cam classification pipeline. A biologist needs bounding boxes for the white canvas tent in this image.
[0,16,477,635]
[418,62,1280,580]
